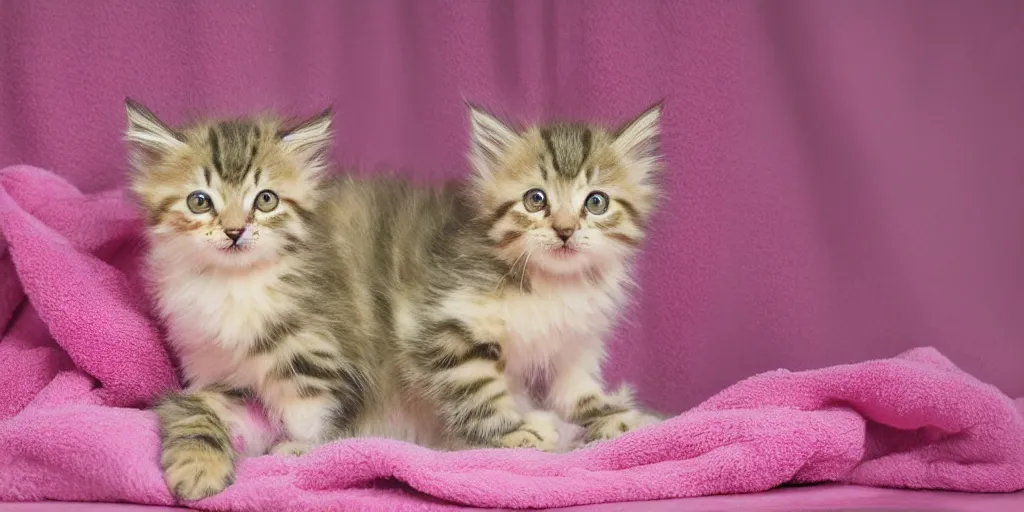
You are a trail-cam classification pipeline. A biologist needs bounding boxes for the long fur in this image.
[126,98,664,501]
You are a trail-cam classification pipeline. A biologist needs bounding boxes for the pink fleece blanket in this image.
[1,165,1023,511]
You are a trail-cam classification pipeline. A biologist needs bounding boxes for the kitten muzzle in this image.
[221,226,253,250]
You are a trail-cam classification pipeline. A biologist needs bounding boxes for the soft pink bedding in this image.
[2,165,1023,510]
[3,485,1024,512]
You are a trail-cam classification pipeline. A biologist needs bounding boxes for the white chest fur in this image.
[152,256,295,387]
[500,268,629,378]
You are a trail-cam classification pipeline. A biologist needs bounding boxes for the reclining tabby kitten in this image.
[125,98,664,500]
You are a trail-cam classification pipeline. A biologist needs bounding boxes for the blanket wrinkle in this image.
[1,165,1022,511]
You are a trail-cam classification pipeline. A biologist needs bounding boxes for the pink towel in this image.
[1,165,1022,511]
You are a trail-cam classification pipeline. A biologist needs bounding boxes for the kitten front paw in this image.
[270,440,316,457]
[584,409,659,443]
[496,411,560,452]
[162,445,234,501]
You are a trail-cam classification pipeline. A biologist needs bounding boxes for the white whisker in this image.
[497,250,528,291]
[519,251,533,294]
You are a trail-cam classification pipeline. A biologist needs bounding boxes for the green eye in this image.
[254,189,279,212]
[585,191,609,215]
[523,188,547,213]
[186,191,213,214]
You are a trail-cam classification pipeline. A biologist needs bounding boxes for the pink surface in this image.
[3,486,1024,512]
[1,1,1023,415]
[0,167,1022,509]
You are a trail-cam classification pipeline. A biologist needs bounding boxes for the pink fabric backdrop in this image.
[2,0,1022,415]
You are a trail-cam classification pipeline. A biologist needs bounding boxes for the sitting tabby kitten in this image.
[126,98,663,501]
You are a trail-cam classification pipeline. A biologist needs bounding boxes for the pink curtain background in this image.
[2,0,1022,415]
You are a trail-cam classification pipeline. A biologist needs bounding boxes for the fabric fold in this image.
[1,165,1021,511]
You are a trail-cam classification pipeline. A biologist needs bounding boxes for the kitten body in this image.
[127,99,663,501]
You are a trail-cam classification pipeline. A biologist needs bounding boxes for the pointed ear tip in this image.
[310,107,333,129]
[465,102,495,118]
[124,98,157,122]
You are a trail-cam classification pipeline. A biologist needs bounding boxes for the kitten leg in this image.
[411,319,559,451]
[547,352,659,443]
[261,347,369,456]
[154,387,250,501]
[259,392,338,457]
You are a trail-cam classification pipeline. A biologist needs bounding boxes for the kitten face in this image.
[468,104,663,277]
[124,99,333,270]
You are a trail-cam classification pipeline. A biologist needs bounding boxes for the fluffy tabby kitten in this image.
[126,98,663,501]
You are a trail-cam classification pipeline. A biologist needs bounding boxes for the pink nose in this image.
[224,229,243,242]
[554,227,575,242]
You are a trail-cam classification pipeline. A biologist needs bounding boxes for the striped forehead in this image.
[205,120,262,185]
[539,123,593,181]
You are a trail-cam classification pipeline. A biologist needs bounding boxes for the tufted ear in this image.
[124,98,185,168]
[278,107,333,173]
[467,104,520,177]
[612,102,663,180]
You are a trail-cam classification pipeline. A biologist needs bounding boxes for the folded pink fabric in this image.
[1,165,1022,511]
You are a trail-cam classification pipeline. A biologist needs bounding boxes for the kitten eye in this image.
[523,188,547,213]
[585,191,610,215]
[186,191,213,214]
[254,190,280,212]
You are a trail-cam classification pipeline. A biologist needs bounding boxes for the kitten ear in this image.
[468,104,519,175]
[612,102,663,178]
[124,98,185,166]
[278,107,333,172]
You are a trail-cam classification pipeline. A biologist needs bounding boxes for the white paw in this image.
[270,440,316,457]
[584,409,659,443]
[496,410,560,452]
[162,447,234,501]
